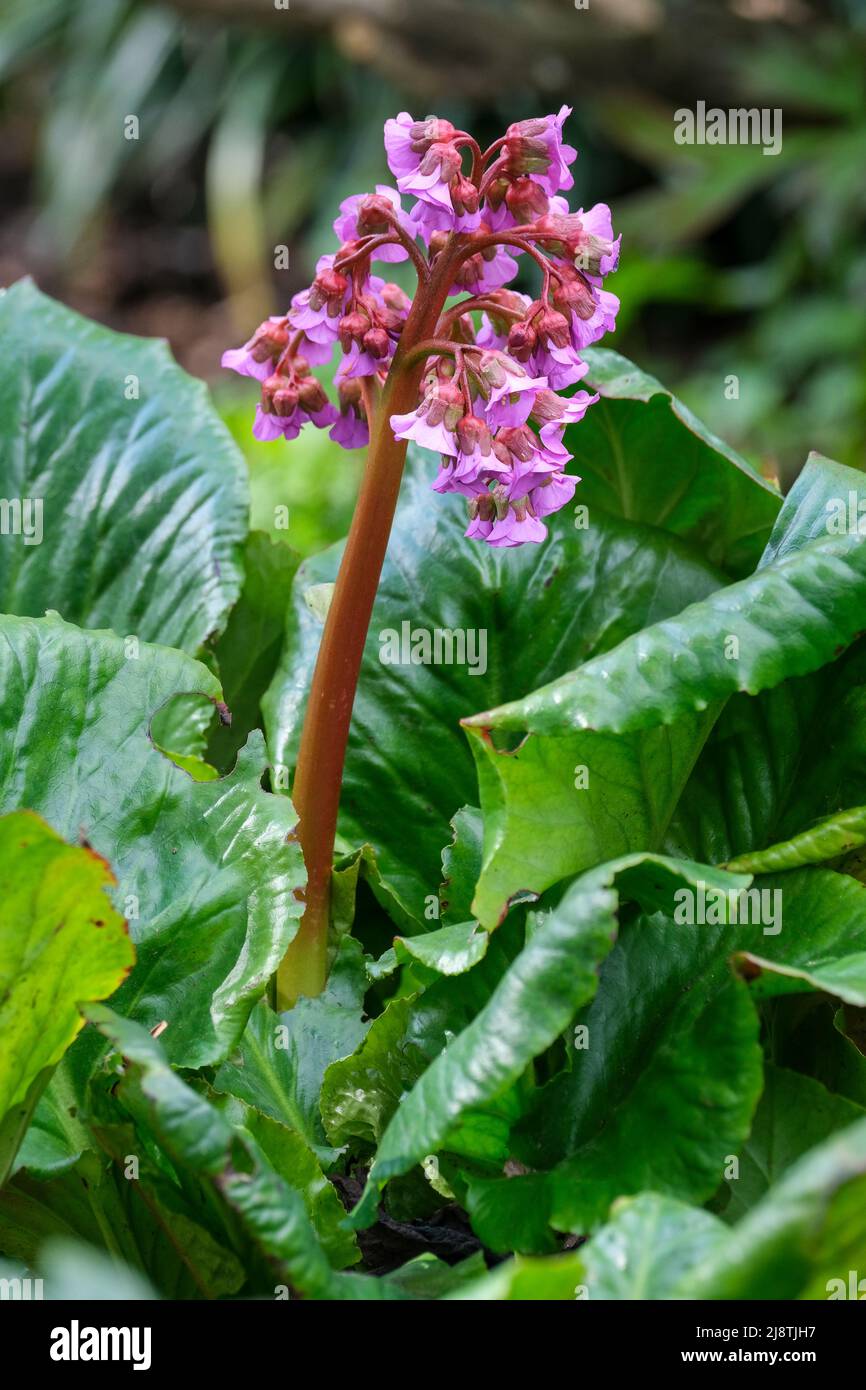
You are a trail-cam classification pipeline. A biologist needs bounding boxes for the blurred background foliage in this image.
[1,0,864,553]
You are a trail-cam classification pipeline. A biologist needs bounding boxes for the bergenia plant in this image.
[223,107,620,1004]
[4,98,866,1310]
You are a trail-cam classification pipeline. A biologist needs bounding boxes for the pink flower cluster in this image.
[223,107,620,547]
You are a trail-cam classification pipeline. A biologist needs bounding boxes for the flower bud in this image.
[553,269,597,321]
[504,120,552,176]
[536,307,571,348]
[249,318,289,362]
[297,377,330,414]
[450,173,480,218]
[477,350,526,392]
[428,231,450,259]
[457,414,492,457]
[468,491,495,523]
[505,176,549,224]
[363,326,391,359]
[262,373,299,418]
[337,375,364,410]
[309,267,350,314]
[356,193,397,235]
[338,310,370,352]
[497,425,537,462]
[529,388,564,424]
[535,213,615,275]
[423,379,464,430]
[419,141,463,186]
[380,283,412,316]
[507,320,538,362]
[409,116,457,153]
[453,253,485,288]
[484,175,511,211]
[492,439,513,470]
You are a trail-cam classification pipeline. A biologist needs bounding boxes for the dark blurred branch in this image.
[162,0,819,102]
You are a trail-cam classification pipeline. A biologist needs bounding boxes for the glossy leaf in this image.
[0,612,304,1069]
[265,450,724,926]
[578,1194,728,1300]
[577,347,780,576]
[0,279,247,651]
[0,811,133,1179]
[350,854,752,1228]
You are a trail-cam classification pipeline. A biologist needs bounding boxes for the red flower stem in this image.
[436,296,525,334]
[453,132,484,184]
[480,135,508,165]
[276,245,461,1006]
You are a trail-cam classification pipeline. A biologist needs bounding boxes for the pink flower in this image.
[411,198,480,243]
[333,186,413,263]
[579,203,621,277]
[505,107,577,195]
[384,113,454,178]
[432,416,508,496]
[531,471,579,518]
[331,409,369,449]
[517,308,589,391]
[288,255,352,361]
[477,353,548,428]
[391,379,465,457]
[221,317,289,381]
[253,400,337,442]
[385,113,461,215]
[452,244,520,296]
[532,389,600,460]
[254,372,338,442]
[487,508,548,548]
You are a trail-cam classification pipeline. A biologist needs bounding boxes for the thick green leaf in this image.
[350,854,751,1228]
[516,878,768,1233]
[213,938,369,1165]
[683,1114,866,1299]
[577,347,780,576]
[731,868,866,1007]
[446,1251,586,1301]
[207,532,299,772]
[321,948,512,1160]
[463,1170,558,1256]
[724,804,866,873]
[393,921,490,976]
[467,713,714,928]
[464,528,866,740]
[723,1066,865,1221]
[577,1193,728,1300]
[84,1006,400,1300]
[0,811,133,1180]
[0,279,246,651]
[236,1108,359,1270]
[466,471,866,921]
[0,612,304,1069]
[667,454,866,865]
[265,451,724,926]
[778,1001,866,1110]
[439,806,484,926]
[0,1152,232,1299]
